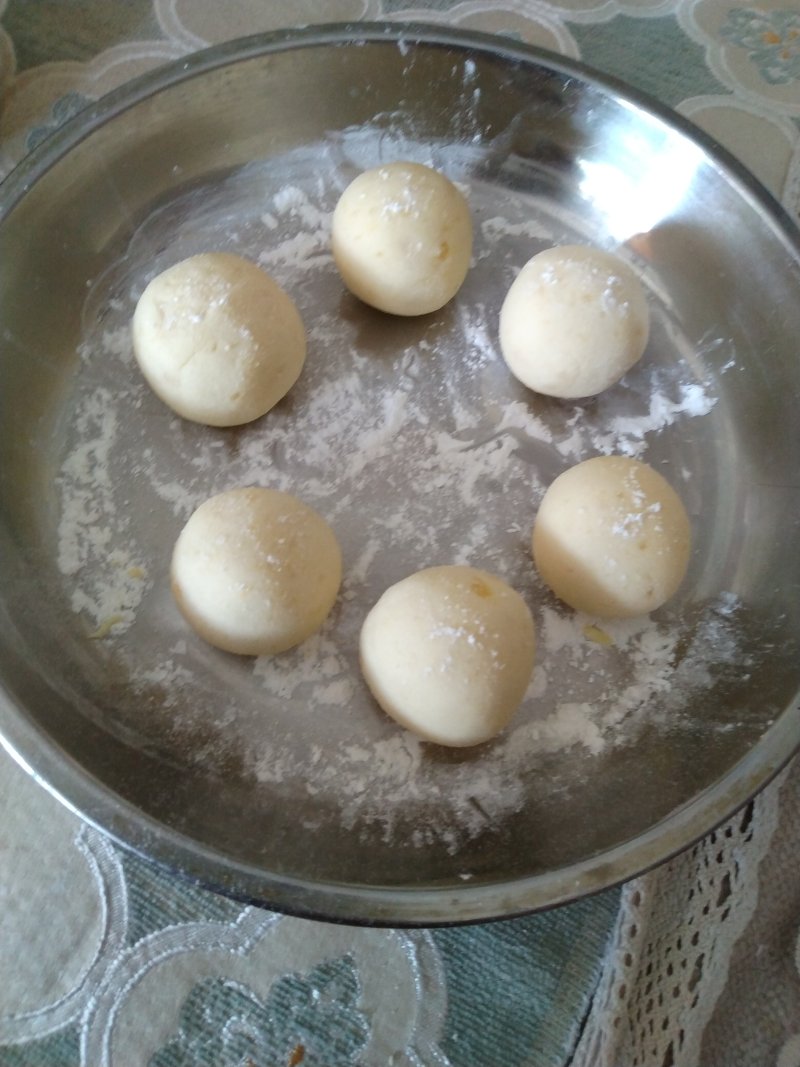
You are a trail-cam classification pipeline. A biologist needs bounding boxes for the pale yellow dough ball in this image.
[499,244,649,398]
[360,565,536,747]
[171,487,341,655]
[132,252,306,427]
[332,161,473,316]
[532,456,691,618]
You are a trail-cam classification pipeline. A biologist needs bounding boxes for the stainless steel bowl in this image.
[1,24,799,925]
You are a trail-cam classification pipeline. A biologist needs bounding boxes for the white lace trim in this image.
[574,766,787,1067]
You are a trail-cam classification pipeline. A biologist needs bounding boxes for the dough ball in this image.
[499,244,649,398]
[332,161,472,316]
[171,487,341,655]
[360,565,536,747]
[132,252,306,427]
[532,456,691,618]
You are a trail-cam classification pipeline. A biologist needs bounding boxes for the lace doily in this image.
[575,759,793,1067]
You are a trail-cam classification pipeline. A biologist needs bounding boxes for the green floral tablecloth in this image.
[1,3,799,1066]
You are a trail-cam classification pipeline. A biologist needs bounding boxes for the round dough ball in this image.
[360,565,536,747]
[499,244,649,398]
[332,161,473,316]
[132,252,306,427]
[171,487,341,655]
[532,456,691,618]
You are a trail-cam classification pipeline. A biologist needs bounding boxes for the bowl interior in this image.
[1,26,799,924]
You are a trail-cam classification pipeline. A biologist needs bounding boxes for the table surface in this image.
[1,3,800,1066]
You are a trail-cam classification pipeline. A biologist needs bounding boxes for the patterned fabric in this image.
[1,3,799,1065]
[0,754,619,1067]
[721,8,800,86]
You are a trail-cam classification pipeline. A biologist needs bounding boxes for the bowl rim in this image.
[3,18,800,247]
[1,20,799,926]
